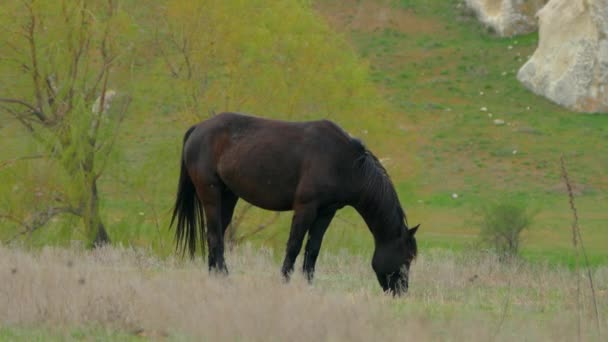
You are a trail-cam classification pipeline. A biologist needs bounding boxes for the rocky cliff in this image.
[517,0,608,113]
[465,0,548,36]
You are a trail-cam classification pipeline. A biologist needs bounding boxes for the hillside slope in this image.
[313,0,608,263]
[0,0,605,265]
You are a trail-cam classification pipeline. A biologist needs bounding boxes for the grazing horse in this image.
[170,112,419,295]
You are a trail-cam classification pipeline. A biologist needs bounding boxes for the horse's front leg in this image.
[281,203,317,281]
[302,210,335,283]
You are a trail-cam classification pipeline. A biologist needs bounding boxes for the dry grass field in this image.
[1,245,606,341]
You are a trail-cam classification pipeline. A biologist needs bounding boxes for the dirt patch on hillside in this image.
[314,0,444,34]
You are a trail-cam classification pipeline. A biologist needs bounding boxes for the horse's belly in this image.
[234,183,295,211]
[218,161,297,211]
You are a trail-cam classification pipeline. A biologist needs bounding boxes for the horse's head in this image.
[372,224,419,295]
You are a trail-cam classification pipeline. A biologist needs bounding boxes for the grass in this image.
[2,3,606,338]
[1,245,606,341]
[0,0,606,269]
[0,326,147,341]
[312,0,608,266]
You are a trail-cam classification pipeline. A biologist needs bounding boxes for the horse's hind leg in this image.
[196,181,230,274]
[302,210,335,283]
[281,203,318,281]
[220,189,238,243]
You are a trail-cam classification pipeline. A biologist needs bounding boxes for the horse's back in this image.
[184,113,364,210]
[188,112,358,155]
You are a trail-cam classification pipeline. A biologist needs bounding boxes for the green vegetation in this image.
[0,0,391,253]
[1,0,607,268]
[0,0,137,245]
[314,0,608,266]
[477,197,535,259]
[0,326,147,342]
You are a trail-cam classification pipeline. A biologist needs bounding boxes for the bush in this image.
[478,199,535,260]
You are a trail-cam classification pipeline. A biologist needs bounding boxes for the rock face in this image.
[464,0,548,36]
[517,0,608,113]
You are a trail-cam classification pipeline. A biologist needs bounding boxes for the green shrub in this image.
[478,198,535,260]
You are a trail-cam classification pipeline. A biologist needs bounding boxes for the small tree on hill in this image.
[478,198,535,261]
[0,0,134,245]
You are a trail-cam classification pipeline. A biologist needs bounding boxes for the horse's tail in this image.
[170,125,206,258]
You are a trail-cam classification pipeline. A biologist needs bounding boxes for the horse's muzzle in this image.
[377,271,408,296]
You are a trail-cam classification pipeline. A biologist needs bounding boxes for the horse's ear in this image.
[409,224,420,236]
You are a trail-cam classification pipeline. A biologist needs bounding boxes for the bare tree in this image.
[0,0,132,245]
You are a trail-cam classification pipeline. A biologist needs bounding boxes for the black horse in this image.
[171,112,419,295]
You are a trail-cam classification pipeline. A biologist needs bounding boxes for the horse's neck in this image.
[353,196,403,244]
[349,154,404,243]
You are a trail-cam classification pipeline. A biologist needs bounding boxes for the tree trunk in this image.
[93,219,111,246]
[84,178,111,246]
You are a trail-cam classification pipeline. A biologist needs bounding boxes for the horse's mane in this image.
[353,140,409,232]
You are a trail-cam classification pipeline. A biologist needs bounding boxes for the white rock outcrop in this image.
[517,0,608,113]
[465,0,548,36]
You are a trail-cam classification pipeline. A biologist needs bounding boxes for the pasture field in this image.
[198,0,608,267]
[1,2,607,340]
[0,0,606,265]
[310,0,608,265]
[1,245,606,341]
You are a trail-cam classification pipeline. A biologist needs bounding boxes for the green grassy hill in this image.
[312,0,608,266]
[1,0,606,266]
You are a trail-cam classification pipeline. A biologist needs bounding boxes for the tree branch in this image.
[0,104,35,132]
[2,205,81,243]
[88,2,117,148]
[0,97,46,121]
[155,27,180,78]
[0,213,30,231]
[94,95,131,179]
[64,1,90,119]
[24,1,48,122]
[45,75,57,107]
[0,154,46,170]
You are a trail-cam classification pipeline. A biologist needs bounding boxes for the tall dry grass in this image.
[1,244,606,341]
